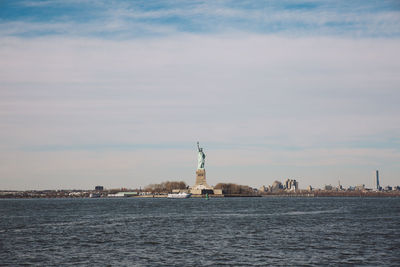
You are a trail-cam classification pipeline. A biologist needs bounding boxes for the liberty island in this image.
[1,142,399,198]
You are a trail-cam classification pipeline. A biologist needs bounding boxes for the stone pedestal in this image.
[191,168,213,195]
[195,169,208,187]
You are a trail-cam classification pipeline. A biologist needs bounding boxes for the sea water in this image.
[1,197,399,266]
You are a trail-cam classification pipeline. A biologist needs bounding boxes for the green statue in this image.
[197,142,206,169]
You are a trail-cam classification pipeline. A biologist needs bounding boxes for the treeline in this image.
[144,181,187,193]
[214,183,254,195]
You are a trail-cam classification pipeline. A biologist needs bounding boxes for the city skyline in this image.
[1,1,400,190]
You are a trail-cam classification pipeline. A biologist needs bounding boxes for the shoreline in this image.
[1,191,400,199]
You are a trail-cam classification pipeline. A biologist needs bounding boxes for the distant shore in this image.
[1,190,399,199]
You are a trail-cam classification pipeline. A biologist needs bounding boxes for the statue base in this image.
[195,169,208,187]
[191,168,213,195]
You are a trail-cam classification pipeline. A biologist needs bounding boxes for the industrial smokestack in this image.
[376,170,380,191]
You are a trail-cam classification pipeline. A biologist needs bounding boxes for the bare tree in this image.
[144,181,187,193]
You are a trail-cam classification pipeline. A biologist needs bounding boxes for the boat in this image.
[167,192,192,198]
[89,193,101,198]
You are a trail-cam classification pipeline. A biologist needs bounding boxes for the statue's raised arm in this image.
[197,141,200,151]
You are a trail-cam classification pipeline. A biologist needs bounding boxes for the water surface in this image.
[1,197,399,266]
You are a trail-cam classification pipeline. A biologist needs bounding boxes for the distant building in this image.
[95,186,104,191]
[385,186,392,191]
[258,185,267,193]
[324,185,333,191]
[284,179,298,192]
[271,181,283,192]
[355,184,365,191]
[213,189,223,195]
[338,180,343,191]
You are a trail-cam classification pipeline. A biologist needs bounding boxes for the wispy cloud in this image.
[1,0,400,38]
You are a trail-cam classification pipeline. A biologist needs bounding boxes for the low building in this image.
[258,185,267,193]
[337,181,343,191]
[95,186,104,191]
[324,185,333,191]
[213,189,223,195]
[355,184,365,191]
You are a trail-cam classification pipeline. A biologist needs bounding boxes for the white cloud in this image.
[2,1,400,38]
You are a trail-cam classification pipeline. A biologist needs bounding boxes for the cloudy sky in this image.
[1,0,399,190]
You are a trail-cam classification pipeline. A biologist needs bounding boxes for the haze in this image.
[0,0,399,190]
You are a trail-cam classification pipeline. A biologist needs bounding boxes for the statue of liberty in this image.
[197,142,206,169]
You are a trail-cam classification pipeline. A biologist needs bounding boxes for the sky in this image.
[0,0,400,190]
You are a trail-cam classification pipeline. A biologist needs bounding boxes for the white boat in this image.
[167,192,192,198]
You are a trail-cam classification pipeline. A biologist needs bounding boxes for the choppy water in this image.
[1,197,399,266]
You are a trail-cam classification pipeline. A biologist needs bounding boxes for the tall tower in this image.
[376,170,380,191]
